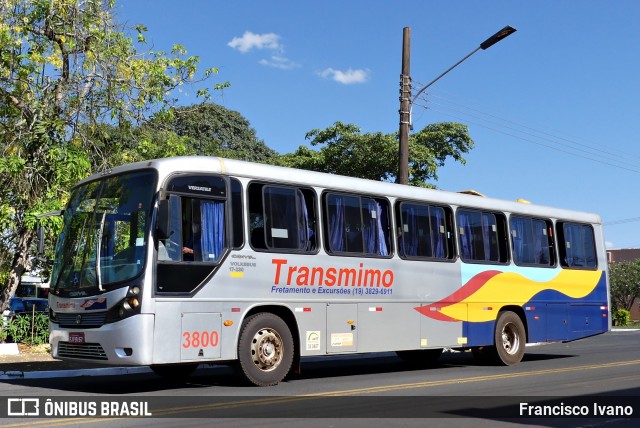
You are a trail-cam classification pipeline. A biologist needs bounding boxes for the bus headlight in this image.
[124,297,140,310]
[124,285,141,310]
[115,285,143,319]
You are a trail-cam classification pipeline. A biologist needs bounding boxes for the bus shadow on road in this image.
[1,350,577,393]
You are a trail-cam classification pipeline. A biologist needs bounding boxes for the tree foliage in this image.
[280,121,473,187]
[149,103,278,163]
[0,0,222,311]
[609,260,640,314]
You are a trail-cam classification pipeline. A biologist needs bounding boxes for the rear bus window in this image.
[557,222,597,269]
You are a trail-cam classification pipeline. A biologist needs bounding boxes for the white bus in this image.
[48,156,610,386]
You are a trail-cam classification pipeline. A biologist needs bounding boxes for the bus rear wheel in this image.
[493,311,526,365]
[237,312,294,386]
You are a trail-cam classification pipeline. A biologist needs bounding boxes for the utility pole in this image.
[397,27,411,185]
[396,25,516,186]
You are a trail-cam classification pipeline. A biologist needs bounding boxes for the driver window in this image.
[159,195,183,261]
[159,194,225,263]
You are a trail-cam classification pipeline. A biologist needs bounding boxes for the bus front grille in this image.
[58,342,108,360]
[57,312,107,328]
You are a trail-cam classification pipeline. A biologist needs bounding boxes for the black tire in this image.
[237,312,294,386]
[151,363,198,381]
[396,348,443,366]
[493,311,526,365]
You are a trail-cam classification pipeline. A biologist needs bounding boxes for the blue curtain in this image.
[564,224,575,266]
[402,206,419,256]
[365,200,377,254]
[200,200,225,262]
[458,212,472,260]
[584,227,596,267]
[432,207,445,258]
[328,195,345,252]
[481,214,492,261]
[296,190,310,250]
[512,217,526,263]
[533,220,548,264]
[363,200,388,256]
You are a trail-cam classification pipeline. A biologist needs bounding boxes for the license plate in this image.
[68,332,85,344]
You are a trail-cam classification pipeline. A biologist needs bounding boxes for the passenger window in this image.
[248,183,317,252]
[397,202,454,260]
[457,209,508,263]
[557,222,597,269]
[324,193,391,257]
[510,216,554,267]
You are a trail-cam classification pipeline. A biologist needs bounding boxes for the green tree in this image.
[83,122,197,167]
[609,259,640,314]
[280,121,473,187]
[0,0,223,312]
[149,103,278,162]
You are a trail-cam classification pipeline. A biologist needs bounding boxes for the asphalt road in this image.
[1,330,639,427]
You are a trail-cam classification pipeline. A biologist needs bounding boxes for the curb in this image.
[0,366,152,380]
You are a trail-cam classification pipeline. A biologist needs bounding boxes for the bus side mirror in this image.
[37,226,45,254]
[35,210,63,255]
[157,199,171,240]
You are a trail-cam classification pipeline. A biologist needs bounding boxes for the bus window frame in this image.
[322,190,393,259]
[247,181,319,255]
[456,207,510,265]
[556,221,598,270]
[509,215,556,268]
[395,199,455,262]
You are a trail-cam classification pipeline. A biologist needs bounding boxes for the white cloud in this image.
[227,31,282,53]
[259,55,300,70]
[319,68,369,85]
[606,241,615,250]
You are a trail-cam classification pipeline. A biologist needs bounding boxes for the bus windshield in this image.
[51,170,157,293]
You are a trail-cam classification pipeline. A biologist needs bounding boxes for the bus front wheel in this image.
[493,311,526,365]
[237,312,294,386]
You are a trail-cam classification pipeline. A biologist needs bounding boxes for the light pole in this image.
[397,25,517,185]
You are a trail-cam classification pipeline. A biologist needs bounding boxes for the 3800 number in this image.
[182,330,219,348]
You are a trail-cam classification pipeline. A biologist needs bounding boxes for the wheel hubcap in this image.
[250,328,283,372]
[501,323,519,355]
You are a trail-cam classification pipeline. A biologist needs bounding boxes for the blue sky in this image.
[118,1,640,250]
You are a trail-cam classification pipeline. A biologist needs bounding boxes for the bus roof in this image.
[79,156,602,224]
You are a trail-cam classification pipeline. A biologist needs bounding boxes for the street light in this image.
[397,25,516,185]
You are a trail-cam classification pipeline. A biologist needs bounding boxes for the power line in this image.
[424,98,640,172]
[408,86,640,174]
[604,217,640,226]
[428,92,640,164]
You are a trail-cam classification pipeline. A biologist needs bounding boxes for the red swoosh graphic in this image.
[414,270,501,321]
